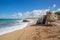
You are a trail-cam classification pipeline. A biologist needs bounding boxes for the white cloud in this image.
[53,4,56,8]
[57,8,60,11]
[12,12,22,17]
[48,4,56,11]
[32,10,42,17]
[23,9,50,18]
[52,8,60,13]
[8,12,23,19]
[17,12,22,17]
[0,9,50,19]
[23,11,32,18]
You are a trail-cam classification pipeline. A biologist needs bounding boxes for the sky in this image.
[0,0,60,19]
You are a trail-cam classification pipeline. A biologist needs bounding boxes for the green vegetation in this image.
[55,11,60,15]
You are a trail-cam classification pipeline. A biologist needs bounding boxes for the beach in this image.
[0,19,60,40]
[0,0,60,40]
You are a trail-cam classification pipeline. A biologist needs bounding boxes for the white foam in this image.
[0,21,32,35]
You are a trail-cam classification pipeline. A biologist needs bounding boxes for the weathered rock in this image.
[36,11,58,26]
[36,15,47,24]
[23,20,29,22]
[45,12,58,25]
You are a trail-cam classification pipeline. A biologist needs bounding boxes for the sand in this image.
[0,19,60,40]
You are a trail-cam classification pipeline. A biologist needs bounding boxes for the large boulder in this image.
[46,12,58,22]
[36,11,58,25]
[36,15,46,24]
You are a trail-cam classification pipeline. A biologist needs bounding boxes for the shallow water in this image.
[0,19,31,35]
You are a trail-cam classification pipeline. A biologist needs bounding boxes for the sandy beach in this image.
[0,0,60,40]
[0,19,60,40]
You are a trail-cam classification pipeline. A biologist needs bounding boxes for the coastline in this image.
[0,18,37,36]
[0,18,60,40]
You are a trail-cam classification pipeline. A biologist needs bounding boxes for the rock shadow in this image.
[31,24,53,27]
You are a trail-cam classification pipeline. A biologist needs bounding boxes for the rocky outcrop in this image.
[23,20,30,22]
[36,15,46,24]
[36,11,58,25]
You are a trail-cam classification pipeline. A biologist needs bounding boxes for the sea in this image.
[0,19,32,35]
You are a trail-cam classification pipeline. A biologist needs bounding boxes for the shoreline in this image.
[0,25,60,40]
[0,18,36,36]
[0,22,32,36]
[0,18,60,40]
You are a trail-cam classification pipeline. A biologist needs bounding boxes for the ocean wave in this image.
[0,22,28,35]
[0,20,32,35]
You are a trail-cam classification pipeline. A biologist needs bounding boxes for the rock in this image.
[45,12,58,25]
[36,11,58,26]
[23,20,30,22]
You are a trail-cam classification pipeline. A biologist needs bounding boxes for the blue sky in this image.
[0,0,60,19]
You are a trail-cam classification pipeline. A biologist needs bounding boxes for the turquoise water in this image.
[0,19,30,35]
[0,19,21,28]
